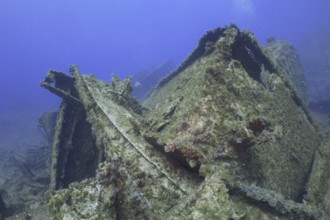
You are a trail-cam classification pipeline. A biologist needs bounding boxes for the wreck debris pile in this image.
[38,25,330,219]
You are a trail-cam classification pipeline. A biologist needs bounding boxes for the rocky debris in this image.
[48,177,117,219]
[40,25,328,219]
[0,147,49,219]
[0,110,56,219]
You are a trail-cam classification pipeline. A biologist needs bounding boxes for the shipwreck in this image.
[38,25,330,220]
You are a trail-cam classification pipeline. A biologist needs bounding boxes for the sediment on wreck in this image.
[42,25,325,219]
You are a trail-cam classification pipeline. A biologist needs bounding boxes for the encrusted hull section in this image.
[41,25,328,219]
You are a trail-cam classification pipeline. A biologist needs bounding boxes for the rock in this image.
[0,111,54,219]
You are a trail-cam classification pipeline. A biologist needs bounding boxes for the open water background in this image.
[0,0,329,149]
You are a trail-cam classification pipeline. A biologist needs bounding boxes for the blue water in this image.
[0,0,329,146]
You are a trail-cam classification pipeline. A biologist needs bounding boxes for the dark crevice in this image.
[165,151,201,173]
[114,183,124,220]
[62,109,99,188]
[143,134,202,175]
[231,33,275,83]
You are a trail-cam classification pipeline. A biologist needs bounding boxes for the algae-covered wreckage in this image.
[41,25,330,219]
